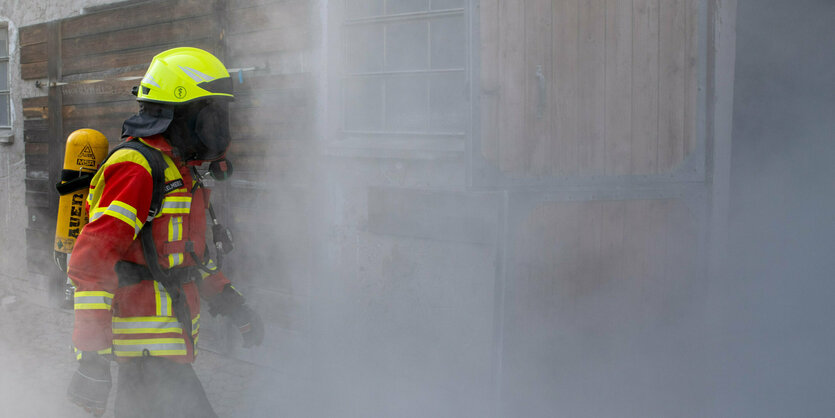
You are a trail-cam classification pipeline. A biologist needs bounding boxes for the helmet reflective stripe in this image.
[178,65,216,83]
[142,74,161,88]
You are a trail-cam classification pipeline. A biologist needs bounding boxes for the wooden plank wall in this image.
[22,96,54,276]
[480,0,700,177]
[224,0,314,178]
[19,0,225,280]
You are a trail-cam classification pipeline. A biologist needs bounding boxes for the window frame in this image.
[0,23,11,130]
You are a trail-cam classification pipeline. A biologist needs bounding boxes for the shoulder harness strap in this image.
[105,140,166,220]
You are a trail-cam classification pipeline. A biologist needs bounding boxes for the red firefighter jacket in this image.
[67,135,230,363]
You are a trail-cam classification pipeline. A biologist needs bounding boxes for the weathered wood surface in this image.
[61,0,214,39]
[481,0,700,178]
[512,197,698,315]
[62,15,221,59]
[20,24,48,79]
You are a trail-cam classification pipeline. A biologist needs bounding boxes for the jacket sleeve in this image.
[67,159,154,351]
[196,263,232,300]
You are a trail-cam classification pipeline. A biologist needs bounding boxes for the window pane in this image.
[0,62,8,91]
[386,0,429,15]
[429,73,467,132]
[431,0,464,10]
[344,78,384,131]
[0,28,7,58]
[345,0,384,19]
[430,15,466,69]
[385,21,428,71]
[344,24,385,73]
[385,75,428,131]
[0,94,9,127]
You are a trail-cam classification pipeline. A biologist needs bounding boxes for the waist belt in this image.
[115,261,197,288]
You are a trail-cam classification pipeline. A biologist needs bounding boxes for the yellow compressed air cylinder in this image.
[54,129,109,256]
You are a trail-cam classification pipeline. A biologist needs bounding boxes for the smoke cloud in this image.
[3,1,835,417]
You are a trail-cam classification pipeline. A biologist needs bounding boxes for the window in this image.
[0,24,10,137]
[332,0,469,153]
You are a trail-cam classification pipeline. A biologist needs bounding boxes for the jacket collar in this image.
[129,135,205,167]
[127,135,184,166]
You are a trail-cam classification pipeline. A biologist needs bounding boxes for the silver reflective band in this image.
[93,203,141,235]
[113,340,187,354]
[161,200,191,211]
[156,282,171,316]
[179,65,216,83]
[171,217,182,241]
[74,295,112,304]
[143,74,162,88]
[113,320,182,333]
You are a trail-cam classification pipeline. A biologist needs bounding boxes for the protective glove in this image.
[208,284,264,348]
[67,352,111,417]
[208,284,245,317]
[230,304,264,348]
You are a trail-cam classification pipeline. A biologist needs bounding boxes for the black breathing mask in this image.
[166,99,232,162]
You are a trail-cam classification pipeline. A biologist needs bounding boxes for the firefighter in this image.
[66,47,263,417]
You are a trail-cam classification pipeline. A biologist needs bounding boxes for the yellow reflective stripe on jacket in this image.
[192,315,200,355]
[112,316,183,335]
[74,291,114,310]
[160,196,191,215]
[167,216,185,267]
[85,149,144,209]
[112,338,187,357]
[168,216,183,241]
[154,282,172,317]
[199,259,218,279]
[90,200,142,237]
[168,253,184,267]
[74,346,113,360]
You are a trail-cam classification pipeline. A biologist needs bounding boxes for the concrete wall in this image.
[0,0,115,301]
[711,0,835,415]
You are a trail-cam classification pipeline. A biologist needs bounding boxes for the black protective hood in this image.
[121,102,174,140]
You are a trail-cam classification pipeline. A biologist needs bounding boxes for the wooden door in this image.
[479,1,711,415]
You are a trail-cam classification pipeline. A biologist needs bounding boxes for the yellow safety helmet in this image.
[136,47,234,104]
